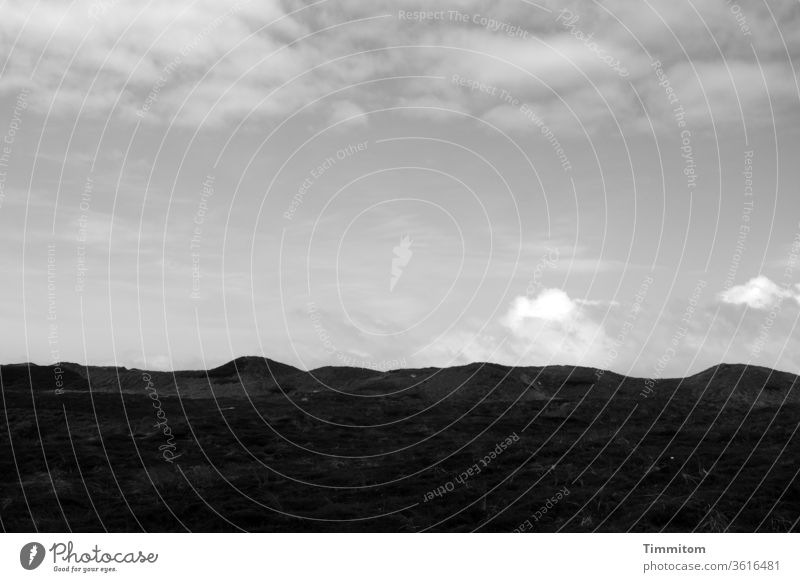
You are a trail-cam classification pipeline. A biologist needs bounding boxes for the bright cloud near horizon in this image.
[1,0,800,377]
[718,275,800,309]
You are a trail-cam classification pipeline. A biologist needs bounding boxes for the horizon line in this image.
[1,356,793,381]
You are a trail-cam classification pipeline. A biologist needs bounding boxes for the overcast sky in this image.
[1,0,799,377]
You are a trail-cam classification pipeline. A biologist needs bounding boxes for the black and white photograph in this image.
[1,0,799,578]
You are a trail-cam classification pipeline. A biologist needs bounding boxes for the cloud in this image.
[499,288,613,366]
[503,289,578,326]
[1,0,796,131]
[416,288,615,369]
[718,275,800,309]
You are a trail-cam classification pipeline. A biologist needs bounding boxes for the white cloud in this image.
[718,275,800,309]
[503,288,578,326]
[499,288,613,366]
[419,288,614,369]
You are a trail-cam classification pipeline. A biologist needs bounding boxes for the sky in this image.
[1,0,799,377]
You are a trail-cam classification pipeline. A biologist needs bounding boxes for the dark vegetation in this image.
[1,357,798,532]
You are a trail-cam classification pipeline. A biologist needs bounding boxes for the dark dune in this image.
[1,358,798,532]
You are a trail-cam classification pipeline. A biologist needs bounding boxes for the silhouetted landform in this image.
[1,358,798,532]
